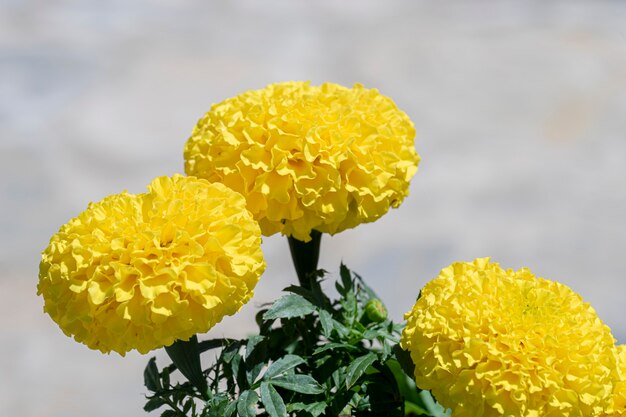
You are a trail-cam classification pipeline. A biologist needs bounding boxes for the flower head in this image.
[603,345,626,416]
[400,257,619,417]
[38,175,265,355]
[184,81,419,242]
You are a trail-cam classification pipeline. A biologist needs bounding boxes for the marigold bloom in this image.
[400,258,619,417]
[184,81,419,242]
[38,175,265,355]
[603,345,626,416]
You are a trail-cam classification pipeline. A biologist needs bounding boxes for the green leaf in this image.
[264,354,305,379]
[245,335,265,361]
[144,357,161,392]
[245,335,267,385]
[164,335,208,398]
[143,396,165,412]
[224,400,237,417]
[160,410,178,417]
[283,285,315,302]
[313,342,358,355]
[340,291,358,322]
[345,353,377,389]
[206,396,229,417]
[260,382,287,417]
[392,344,416,379]
[237,390,259,417]
[332,367,346,388]
[404,401,430,416]
[305,402,327,417]
[270,374,324,394]
[386,359,421,405]
[418,390,452,417]
[318,309,334,337]
[182,398,193,414]
[222,340,242,363]
[338,263,353,295]
[198,338,237,354]
[263,294,317,320]
[161,365,171,388]
[353,271,379,300]
[287,402,327,416]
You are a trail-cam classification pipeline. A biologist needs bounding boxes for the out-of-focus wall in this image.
[2,1,626,416]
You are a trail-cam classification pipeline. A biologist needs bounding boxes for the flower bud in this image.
[365,299,388,323]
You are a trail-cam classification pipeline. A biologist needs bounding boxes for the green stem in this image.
[287,230,322,289]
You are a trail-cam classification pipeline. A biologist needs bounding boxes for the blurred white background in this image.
[2,1,626,416]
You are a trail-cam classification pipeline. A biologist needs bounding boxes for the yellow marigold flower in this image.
[602,345,626,416]
[184,81,419,242]
[38,175,265,355]
[400,257,619,417]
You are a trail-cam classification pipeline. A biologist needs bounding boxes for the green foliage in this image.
[143,264,445,416]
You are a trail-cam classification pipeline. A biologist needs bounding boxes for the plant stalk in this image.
[287,230,322,289]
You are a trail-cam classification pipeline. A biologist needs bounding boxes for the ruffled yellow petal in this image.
[37,174,265,355]
[184,81,419,241]
[400,258,619,417]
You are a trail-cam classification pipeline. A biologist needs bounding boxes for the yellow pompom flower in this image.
[184,81,419,242]
[603,345,626,416]
[400,258,619,417]
[38,175,265,355]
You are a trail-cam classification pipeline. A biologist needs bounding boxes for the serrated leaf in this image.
[161,366,170,388]
[197,338,232,354]
[340,291,358,324]
[182,398,193,414]
[263,294,317,320]
[353,272,378,300]
[271,374,324,394]
[345,353,377,389]
[260,382,287,417]
[392,344,416,379]
[237,390,259,417]
[332,367,346,388]
[206,396,229,417]
[306,402,327,416]
[245,335,267,385]
[143,397,165,412]
[222,341,242,363]
[283,285,315,302]
[164,335,207,397]
[224,400,237,417]
[245,335,265,360]
[264,354,305,379]
[362,329,384,340]
[313,342,358,355]
[233,353,249,391]
[144,357,161,392]
[287,401,327,416]
[418,390,452,417]
[339,263,353,294]
[405,401,430,416]
[318,309,334,337]
[386,359,421,405]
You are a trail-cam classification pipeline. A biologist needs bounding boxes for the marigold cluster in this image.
[400,257,619,417]
[38,175,265,355]
[184,81,419,242]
